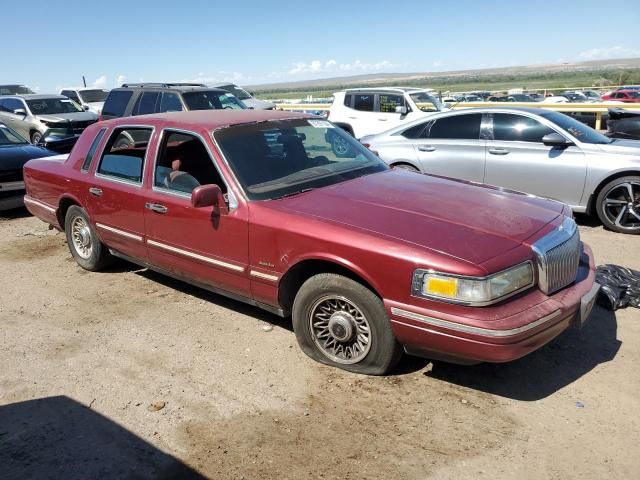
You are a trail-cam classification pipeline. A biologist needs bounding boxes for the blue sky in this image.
[4,0,640,92]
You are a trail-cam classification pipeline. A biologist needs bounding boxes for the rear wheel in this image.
[64,206,113,270]
[292,273,402,375]
[595,176,640,234]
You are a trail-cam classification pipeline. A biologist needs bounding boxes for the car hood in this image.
[0,144,58,171]
[268,170,564,266]
[595,138,640,157]
[35,111,98,122]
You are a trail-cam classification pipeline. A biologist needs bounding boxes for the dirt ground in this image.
[0,209,639,480]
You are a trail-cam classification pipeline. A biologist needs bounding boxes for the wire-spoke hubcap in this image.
[309,295,371,364]
[602,181,640,231]
[71,217,93,259]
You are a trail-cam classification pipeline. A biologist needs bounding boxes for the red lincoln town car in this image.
[23,110,599,375]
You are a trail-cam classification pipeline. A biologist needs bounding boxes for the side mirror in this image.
[395,105,408,115]
[13,108,26,117]
[542,132,573,147]
[191,184,228,215]
[83,105,90,111]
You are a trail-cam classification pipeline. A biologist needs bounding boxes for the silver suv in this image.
[0,94,98,144]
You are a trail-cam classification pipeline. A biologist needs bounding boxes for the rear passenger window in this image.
[401,122,429,139]
[97,128,152,183]
[81,128,106,171]
[428,114,482,140]
[102,90,132,118]
[158,92,183,112]
[353,94,374,112]
[133,92,160,116]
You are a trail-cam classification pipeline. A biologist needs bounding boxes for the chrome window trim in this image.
[23,196,56,213]
[210,131,248,205]
[151,127,237,210]
[94,125,155,187]
[95,223,143,242]
[411,261,535,307]
[146,239,245,272]
[0,180,25,191]
[390,307,562,338]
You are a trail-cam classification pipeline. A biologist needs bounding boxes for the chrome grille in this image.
[533,217,581,295]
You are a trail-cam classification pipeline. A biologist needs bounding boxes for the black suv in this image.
[101,83,246,120]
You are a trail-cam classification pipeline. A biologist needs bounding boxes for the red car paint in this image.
[23,110,596,364]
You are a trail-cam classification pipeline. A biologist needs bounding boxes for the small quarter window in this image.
[343,94,353,107]
[97,127,152,183]
[81,128,106,171]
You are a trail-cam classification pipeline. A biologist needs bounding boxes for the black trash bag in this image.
[595,264,640,310]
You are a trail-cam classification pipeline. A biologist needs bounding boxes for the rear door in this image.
[412,112,486,182]
[483,112,586,206]
[143,128,250,297]
[84,125,154,260]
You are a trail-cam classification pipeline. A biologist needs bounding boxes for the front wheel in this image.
[595,176,640,234]
[292,273,402,375]
[65,206,113,270]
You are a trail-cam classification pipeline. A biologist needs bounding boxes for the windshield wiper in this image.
[273,188,315,200]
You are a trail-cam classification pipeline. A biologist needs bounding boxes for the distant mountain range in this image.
[250,57,640,91]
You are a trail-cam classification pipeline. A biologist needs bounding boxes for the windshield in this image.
[182,91,246,110]
[218,84,252,100]
[541,111,612,144]
[27,98,84,115]
[214,118,388,200]
[0,85,35,95]
[409,92,443,112]
[78,89,108,103]
[0,124,28,145]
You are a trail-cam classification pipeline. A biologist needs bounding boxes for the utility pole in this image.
[82,76,87,88]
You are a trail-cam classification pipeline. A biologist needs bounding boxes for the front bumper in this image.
[386,244,597,364]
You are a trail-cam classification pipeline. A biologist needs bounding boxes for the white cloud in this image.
[288,59,396,76]
[182,71,248,85]
[432,61,442,68]
[92,75,107,88]
[115,75,126,86]
[578,46,640,61]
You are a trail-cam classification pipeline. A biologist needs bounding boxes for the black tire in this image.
[595,175,640,234]
[292,273,402,375]
[30,130,42,144]
[64,206,113,270]
[392,163,419,172]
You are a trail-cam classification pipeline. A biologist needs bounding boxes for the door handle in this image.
[89,187,102,197]
[418,145,436,152]
[145,202,168,214]
[488,147,510,155]
[377,118,388,121]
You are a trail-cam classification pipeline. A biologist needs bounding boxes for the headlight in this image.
[412,262,534,306]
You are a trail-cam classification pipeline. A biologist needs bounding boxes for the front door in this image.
[483,113,586,207]
[143,129,250,297]
[85,126,153,261]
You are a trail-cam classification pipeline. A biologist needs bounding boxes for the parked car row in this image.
[0,81,274,147]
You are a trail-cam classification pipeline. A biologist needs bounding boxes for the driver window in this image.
[154,131,225,195]
[492,113,555,143]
